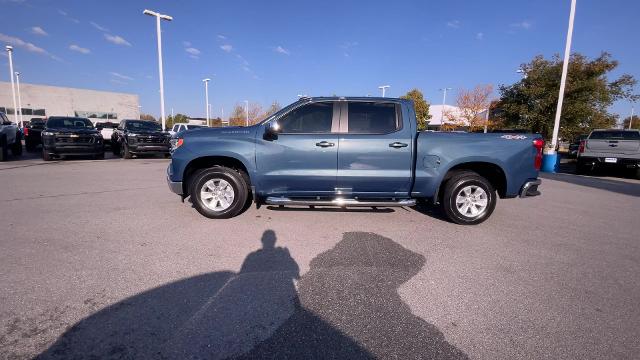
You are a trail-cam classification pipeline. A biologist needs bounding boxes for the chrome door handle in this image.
[316,141,335,147]
[389,142,408,148]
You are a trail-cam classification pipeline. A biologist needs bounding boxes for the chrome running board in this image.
[265,197,416,207]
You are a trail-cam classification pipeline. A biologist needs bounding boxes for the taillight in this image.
[23,128,29,136]
[578,140,585,154]
[533,138,544,170]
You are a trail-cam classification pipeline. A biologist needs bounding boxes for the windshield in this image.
[126,121,161,131]
[589,131,640,140]
[47,117,94,129]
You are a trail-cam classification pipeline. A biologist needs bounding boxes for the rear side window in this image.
[278,102,333,133]
[589,131,640,140]
[347,102,399,134]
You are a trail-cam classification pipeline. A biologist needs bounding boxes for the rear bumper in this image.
[519,178,541,198]
[578,156,639,169]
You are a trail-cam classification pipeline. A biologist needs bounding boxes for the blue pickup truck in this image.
[167,97,543,224]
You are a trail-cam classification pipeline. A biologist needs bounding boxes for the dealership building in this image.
[0,81,139,126]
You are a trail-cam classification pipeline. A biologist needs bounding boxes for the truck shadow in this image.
[541,172,640,197]
[36,231,468,359]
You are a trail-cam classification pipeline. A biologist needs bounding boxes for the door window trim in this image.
[339,101,403,135]
[273,101,340,135]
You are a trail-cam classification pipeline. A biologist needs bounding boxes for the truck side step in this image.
[264,197,416,208]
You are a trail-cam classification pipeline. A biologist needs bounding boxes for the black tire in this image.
[189,166,249,219]
[0,134,7,162]
[25,140,36,152]
[42,148,52,161]
[11,136,22,156]
[575,159,589,175]
[112,141,121,156]
[122,143,132,159]
[635,167,640,180]
[441,170,497,225]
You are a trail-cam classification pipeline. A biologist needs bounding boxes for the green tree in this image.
[400,89,431,131]
[165,113,188,129]
[497,52,637,141]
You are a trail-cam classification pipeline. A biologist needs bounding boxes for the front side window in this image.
[278,102,333,134]
[172,124,179,132]
[347,102,399,134]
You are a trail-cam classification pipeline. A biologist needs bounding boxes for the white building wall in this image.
[0,82,139,124]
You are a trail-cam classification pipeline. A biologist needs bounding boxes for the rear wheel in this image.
[441,171,496,225]
[0,134,7,162]
[11,138,22,157]
[112,141,121,156]
[189,166,249,219]
[25,140,36,152]
[575,159,590,175]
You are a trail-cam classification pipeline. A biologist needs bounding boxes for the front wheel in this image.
[441,171,497,225]
[122,143,132,159]
[189,166,249,219]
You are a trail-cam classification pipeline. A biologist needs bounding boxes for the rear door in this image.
[256,102,339,197]
[336,101,414,197]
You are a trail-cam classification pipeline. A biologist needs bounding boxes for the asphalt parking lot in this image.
[1,154,639,359]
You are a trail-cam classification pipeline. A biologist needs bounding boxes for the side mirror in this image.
[264,121,280,140]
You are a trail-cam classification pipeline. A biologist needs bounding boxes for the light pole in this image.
[15,72,24,127]
[547,0,577,172]
[244,100,249,126]
[630,105,635,130]
[143,9,172,131]
[5,46,18,125]
[439,87,452,125]
[203,78,210,127]
[378,85,390,97]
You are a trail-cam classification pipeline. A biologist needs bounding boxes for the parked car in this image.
[95,122,118,147]
[111,119,171,159]
[24,117,46,151]
[169,123,207,137]
[568,134,588,158]
[0,112,23,161]
[167,97,543,225]
[41,116,104,161]
[576,129,640,178]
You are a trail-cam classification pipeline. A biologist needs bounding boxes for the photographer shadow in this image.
[37,231,467,359]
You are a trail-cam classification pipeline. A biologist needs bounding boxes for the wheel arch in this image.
[435,161,508,202]
[182,155,252,197]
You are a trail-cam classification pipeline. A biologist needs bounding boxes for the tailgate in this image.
[586,139,640,155]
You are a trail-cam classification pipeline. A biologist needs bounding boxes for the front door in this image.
[256,102,339,197]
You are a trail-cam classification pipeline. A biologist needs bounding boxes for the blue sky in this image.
[1,0,638,120]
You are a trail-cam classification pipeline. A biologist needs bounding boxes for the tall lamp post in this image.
[439,87,452,126]
[630,105,635,130]
[143,9,172,131]
[203,78,211,127]
[15,72,24,127]
[378,85,390,97]
[244,100,249,126]
[545,0,577,172]
[5,46,18,125]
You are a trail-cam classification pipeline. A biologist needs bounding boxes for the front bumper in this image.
[129,144,171,154]
[167,176,183,195]
[43,144,103,155]
[519,178,541,198]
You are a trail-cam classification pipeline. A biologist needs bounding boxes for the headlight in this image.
[42,131,54,136]
[170,138,184,151]
[127,133,137,137]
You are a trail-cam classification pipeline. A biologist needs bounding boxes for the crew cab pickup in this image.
[0,111,23,161]
[42,117,104,161]
[576,129,640,178]
[167,97,543,224]
[112,119,171,159]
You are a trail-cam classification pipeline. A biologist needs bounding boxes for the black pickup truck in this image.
[24,117,46,151]
[111,120,171,159]
[41,117,104,161]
